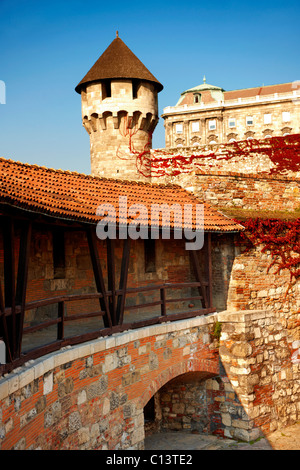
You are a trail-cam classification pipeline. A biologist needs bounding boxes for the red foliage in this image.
[236,218,300,284]
[149,134,300,177]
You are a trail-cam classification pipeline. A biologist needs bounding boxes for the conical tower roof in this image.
[75,34,163,93]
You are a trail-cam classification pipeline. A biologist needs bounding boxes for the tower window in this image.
[144,239,156,273]
[132,80,139,99]
[102,80,111,99]
[53,230,65,279]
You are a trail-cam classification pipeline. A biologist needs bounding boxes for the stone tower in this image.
[75,33,163,181]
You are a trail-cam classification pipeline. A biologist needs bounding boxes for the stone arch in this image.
[244,130,255,139]
[101,110,113,130]
[138,358,218,410]
[138,360,219,440]
[263,128,274,137]
[82,115,92,134]
[90,113,99,132]
[227,132,238,142]
[282,126,292,135]
[117,110,128,130]
[208,134,218,144]
[175,138,185,147]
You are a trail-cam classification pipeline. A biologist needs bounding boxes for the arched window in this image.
[194,93,201,104]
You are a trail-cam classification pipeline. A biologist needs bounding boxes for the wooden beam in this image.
[106,239,117,325]
[0,279,12,363]
[15,221,32,356]
[189,248,208,308]
[205,232,213,308]
[116,238,131,325]
[3,217,17,357]
[86,227,112,328]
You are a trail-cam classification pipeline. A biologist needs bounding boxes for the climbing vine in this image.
[149,134,300,178]
[236,217,300,288]
[118,133,300,178]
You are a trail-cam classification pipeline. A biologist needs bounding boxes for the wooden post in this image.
[160,286,167,316]
[0,278,12,363]
[189,247,208,309]
[205,232,213,308]
[15,221,32,356]
[57,301,65,340]
[107,238,117,325]
[116,238,131,325]
[86,227,112,328]
[3,217,17,358]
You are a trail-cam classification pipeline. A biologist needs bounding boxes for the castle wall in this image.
[1,310,299,449]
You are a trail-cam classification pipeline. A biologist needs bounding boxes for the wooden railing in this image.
[0,281,215,375]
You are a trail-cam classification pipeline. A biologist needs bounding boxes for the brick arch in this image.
[138,357,219,410]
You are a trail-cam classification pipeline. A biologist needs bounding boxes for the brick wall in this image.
[0,316,220,450]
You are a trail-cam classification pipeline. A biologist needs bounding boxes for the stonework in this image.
[0,316,220,450]
[81,80,159,181]
[218,310,300,438]
[1,310,299,449]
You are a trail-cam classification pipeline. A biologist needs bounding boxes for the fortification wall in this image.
[1,311,299,449]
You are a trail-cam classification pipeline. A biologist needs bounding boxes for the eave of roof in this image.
[0,158,242,233]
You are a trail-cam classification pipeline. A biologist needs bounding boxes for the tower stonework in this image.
[75,35,163,181]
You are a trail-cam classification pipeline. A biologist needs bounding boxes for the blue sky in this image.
[1,0,300,174]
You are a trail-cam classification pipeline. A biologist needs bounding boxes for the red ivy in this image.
[149,134,300,177]
[236,218,300,284]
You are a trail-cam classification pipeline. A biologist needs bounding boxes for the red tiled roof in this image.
[180,82,296,104]
[0,158,241,232]
[224,82,295,101]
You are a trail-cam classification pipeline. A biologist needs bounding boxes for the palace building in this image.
[162,78,300,148]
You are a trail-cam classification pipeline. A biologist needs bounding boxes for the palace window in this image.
[175,123,183,134]
[228,118,236,128]
[264,113,272,124]
[208,119,216,130]
[191,121,200,132]
[246,116,254,126]
[282,111,291,122]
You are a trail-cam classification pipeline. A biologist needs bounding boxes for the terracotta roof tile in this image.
[0,158,241,232]
[224,82,295,100]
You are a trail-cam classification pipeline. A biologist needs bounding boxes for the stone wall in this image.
[1,310,300,449]
[0,315,219,450]
[218,309,300,438]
